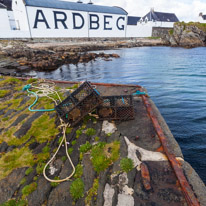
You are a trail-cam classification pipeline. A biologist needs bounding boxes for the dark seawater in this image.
[28,47,206,184]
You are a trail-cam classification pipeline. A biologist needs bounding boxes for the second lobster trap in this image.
[96,95,135,120]
[55,81,102,126]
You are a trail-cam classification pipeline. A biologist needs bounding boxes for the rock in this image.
[0,167,27,204]
[10,114,29,127]
[103,183,115,206]
[28,177,51,206]
[179,31,204,47]
[14,111,42,138]
[117,194,134,206]
[164,22,206,48]
[47,181,72,206]
[0,142,8,153]
[83,153,95,191]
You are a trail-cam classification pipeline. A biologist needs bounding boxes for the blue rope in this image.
[132,91,147,96]
[94,88,100,95]
[23,84,55,112]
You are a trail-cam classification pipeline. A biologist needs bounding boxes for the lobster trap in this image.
[55,81,102,126]
[96,95,135,120]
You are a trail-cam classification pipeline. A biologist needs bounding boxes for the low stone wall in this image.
[152,27,171,37]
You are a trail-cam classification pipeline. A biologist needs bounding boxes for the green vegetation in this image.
[71,140,77,146]
[22,182,37,197]
[74,164,83,179]
[42,145,50,153]
[120,158,134,173]
[36,162,46,175]
[147,37,160,39]
[0,147,34,180]
[94,136,100,142]
[106,133,112,137]
[27,78,37,84]
[79,141,92,153]
[58,136,63,144]
[66,127,72,134]
[61,156,67,162]
[85,178,99,205]
[169,29,174,35]
[174,21,206,32]
[25,167,33,176]
[0,199,27,206]
[76,129,82,138]
[68,147,73,155]
[91,141,120,173]
[0,77,22,87]
[33,176,38,181]
[85,128,96,136]
[20,177,27,185]
[22,114,58,144]
[50,177,60,187]
[70,178,84,201]
[0,90,10,98]
[72,84,79,89]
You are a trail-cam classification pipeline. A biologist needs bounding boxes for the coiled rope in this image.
[23,80,75,183]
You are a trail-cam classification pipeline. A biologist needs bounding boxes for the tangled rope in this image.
[23,79,75,183]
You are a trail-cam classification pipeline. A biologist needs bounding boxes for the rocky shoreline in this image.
[0,38,166,76]
[163,22,206,48]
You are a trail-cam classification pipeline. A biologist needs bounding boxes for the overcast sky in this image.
[66,0,206,22]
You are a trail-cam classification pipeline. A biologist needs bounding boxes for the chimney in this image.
[88,0,93,4]
[151,7,154,13]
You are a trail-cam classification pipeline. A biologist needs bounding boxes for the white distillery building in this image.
[0,0,179,39]
[12,0,129,38]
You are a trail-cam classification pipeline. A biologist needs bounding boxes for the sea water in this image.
[32,47,206,184]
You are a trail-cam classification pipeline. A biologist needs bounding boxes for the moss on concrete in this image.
[70,178,84,201]
[0,147,34,180]
[22,182,37,198]
[0,90,10,98]
[91,141,120,173]
[85,178,99,205]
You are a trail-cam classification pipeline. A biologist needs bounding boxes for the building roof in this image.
[127,16,141,25]
[0,2,6,9]
[142,10,179,22]
[24,0,128,15]
[202,15,206,20]
[0,0,12,11]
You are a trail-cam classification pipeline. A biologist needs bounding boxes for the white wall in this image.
[12,0,29,30]
[0,30,30,38]
[88,12,126,38]
[26,7,88,38]
[7,11,17,30]
[126,22,153,37]
[25,6,127,38]
[0,8,11,31]
[198,16,205,23]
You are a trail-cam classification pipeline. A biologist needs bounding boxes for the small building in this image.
[126,15,153,37]
[140,8,179,27]
[198,13,206,23]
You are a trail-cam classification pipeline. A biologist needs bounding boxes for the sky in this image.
[66,0,206,22]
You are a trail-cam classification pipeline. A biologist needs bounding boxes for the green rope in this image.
[23,84,55,112]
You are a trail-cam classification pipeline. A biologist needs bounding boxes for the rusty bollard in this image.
[140,162,151,191]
